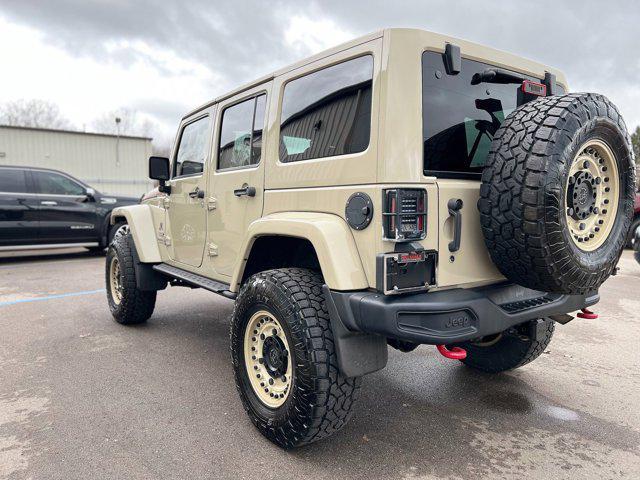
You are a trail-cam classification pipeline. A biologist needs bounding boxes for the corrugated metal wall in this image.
[0,126,154,196]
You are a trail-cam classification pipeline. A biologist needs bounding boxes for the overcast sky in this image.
[1,0,639,143]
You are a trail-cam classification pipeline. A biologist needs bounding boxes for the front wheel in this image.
[106,231,156,324]
[458,318,554,373]
[230,268,361,448]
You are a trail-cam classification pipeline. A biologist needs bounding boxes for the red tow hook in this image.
[577,308,598,319]
[437,344,467,360]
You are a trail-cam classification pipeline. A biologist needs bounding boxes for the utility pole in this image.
[115,116,122,167]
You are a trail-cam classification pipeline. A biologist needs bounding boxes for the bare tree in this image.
[632,125,640,165]
[152,137,173,157]
[92,108,175,155]
[91,108,154,137]
[0,99,72,129]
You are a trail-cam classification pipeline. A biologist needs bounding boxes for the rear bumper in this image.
[326,282,599,346]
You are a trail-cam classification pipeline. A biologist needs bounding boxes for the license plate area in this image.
[376,250,437,295]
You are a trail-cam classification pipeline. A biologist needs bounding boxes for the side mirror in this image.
[85,187,96,199]
[149,156,171,193]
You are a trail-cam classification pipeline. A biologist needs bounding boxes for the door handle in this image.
[188,188,205,199]
[41,200,58,206]
[234,184,256,197]
[447,198,463,252]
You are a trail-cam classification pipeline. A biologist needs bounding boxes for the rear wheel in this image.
[106,230,156,325]
[230,268,361,448]
[108,221,128,245]
[86,222,128,254]
[458,318,554,373]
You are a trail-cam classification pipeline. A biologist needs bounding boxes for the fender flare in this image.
[230,212,369,292]
[110,204,162,263]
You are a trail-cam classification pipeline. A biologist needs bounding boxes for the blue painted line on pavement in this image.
[0,289,105,307]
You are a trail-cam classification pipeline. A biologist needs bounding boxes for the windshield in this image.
[422,51,564,178]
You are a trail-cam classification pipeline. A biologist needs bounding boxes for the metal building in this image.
[0,125,154,196]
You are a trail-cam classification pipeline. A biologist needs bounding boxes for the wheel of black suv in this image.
[106,230,156,325]
[108,221,128,245]
[230,268,361,449]
[479,93,635,294]
[458,318,554,373]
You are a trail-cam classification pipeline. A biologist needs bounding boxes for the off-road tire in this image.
[459,318,554,373]
[479,93,635,294]
[230,268,361,448]
[106,230,156,324]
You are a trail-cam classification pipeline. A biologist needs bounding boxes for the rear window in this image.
[422,51,563,178]
[0,168,27,193]
[33,170,85,196]
[279,55,373,163]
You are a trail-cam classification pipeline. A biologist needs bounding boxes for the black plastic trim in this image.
[544,72,557,96]
[127,236,168,292]
[443,43,461,75]
[327,283,598,345]
[323,285,388,377]
[153,263,236,299]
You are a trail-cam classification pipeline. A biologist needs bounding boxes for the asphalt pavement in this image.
[1,248,639,479]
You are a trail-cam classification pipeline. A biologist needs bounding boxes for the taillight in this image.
[383,189,427,241]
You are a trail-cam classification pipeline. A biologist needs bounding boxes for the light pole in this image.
[115,116,121,167]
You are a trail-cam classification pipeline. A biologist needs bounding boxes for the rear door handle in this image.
[41,200,58,206]
[188,188,205,199]
[234,184,256,197]
[447,198,463,252]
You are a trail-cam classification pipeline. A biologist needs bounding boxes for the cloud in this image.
[1,0,639,132]
[285,15,353,55]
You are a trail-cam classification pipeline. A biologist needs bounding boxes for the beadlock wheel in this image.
[109,256,123,305]
[243,310,292,408]
[230,268,362,448]
[565,140,619,251]
[478,93,635,294]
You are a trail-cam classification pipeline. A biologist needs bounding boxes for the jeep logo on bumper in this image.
[396,310,477,338]
[445,315,471,329]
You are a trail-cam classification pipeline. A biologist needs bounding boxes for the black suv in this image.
[0,165,138,252]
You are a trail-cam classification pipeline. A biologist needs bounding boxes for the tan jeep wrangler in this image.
[105,28,635,448]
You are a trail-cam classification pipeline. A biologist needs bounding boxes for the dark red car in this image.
[628,191,640,247]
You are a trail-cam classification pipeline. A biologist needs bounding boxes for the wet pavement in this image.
[1,248,639,479]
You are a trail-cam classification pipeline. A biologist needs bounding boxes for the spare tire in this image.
[478,93,635,294]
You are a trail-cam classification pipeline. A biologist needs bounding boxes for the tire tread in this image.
[106,231,156,324]
[230,268,361,448]
[479,93,635,294]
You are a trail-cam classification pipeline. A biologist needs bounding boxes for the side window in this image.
[174,116,211,177]
[279,55,373,163]
[218,94,267,170]
[33,171,85,195]
[0,169,28,193]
